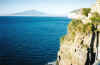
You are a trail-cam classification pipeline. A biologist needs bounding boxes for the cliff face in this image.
[56,1,100,64]
[57,30,100,65]
[56,14,100,65]
[56,2,100,64]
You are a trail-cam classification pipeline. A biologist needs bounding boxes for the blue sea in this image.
[0,16,70,65]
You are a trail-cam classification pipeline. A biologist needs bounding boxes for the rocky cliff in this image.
[57,10,100,65]
[57,24,100,65]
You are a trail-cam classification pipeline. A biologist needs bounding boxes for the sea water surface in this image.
[0,16,70,65]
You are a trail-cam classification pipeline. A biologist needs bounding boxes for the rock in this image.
[57,0,100,65]
[57,29,100,65]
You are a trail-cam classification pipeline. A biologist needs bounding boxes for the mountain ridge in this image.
[11,9,47,16]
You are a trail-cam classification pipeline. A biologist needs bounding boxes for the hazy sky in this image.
[0,0,96,16]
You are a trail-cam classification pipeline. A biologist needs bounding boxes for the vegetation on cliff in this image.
[60,35,65,44]
[60,11,100,44]
[90,12,100,25]
[58,0,100,65]
[68,19,93,38]
[81,8,91,16]
[68,11,100,37]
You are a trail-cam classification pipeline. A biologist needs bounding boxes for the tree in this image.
[81,8,91,16]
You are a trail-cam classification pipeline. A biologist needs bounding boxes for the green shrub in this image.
[68,19,83,32]
[81,8,91,16]
[91,17,100,22]
[67,18,99,42]
[92,12,100,17]
[90,12,100,26]
[68,19,94,35]
[68,19,84,34]
[83,23,93,33]
[91,17,100,25]
[60,35,65,43]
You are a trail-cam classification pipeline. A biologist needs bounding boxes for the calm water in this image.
[0,16,70,65]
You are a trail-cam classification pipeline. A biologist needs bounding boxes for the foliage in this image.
[68,19,84,36]
[63,12,100,43]
[68,19,94,36]
[68,19,83,32]
[92,12,100,17]
[90,12,100,25]
[60,35,65,43]
[81,8,91,16]
[83,23,93,33]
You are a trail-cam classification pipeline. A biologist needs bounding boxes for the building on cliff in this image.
[91,0,100,14]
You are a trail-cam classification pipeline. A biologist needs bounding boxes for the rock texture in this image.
[57,29,100,65]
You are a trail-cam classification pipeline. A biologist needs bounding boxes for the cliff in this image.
[57,8,100,65]
[57,31,100,65]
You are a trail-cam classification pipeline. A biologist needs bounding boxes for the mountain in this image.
[11,10,47,16]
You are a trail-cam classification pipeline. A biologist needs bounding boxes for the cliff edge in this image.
[57,6,100,65]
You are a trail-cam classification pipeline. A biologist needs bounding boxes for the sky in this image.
[0,0,96,16]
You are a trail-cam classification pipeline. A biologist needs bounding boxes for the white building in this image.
[91,0,100,14]
[96,0,100,13]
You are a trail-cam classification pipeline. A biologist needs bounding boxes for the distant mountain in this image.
[11,10,47,16]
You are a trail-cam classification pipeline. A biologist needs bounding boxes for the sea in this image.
[0,16,71,65]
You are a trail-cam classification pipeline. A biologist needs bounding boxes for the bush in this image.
[68,19,94,35]
[68,19,84,35]
[81,8,91,16]
[67,18,99,41]
[60,35,65,43]
[92,12,100,17]
[83,23,93,33]
[91,17,100,23]
[68,19,83,32]
[90,12,100,25]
